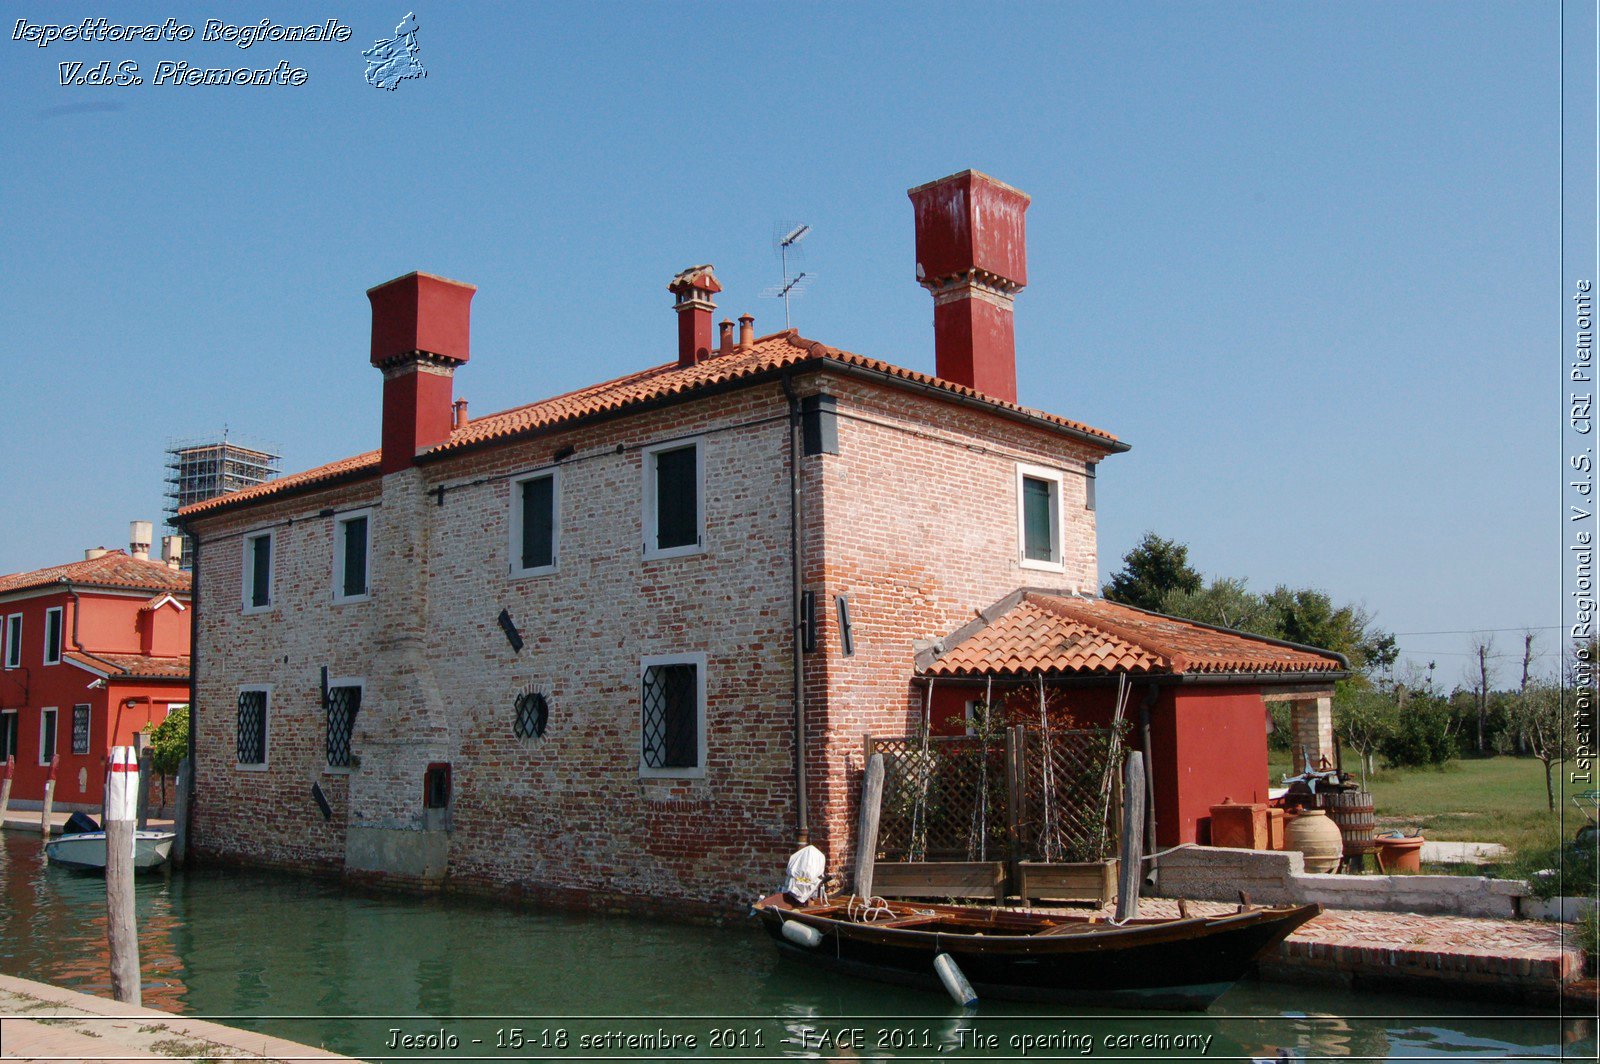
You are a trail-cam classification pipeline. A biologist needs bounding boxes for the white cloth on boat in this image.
[783,845,826,903]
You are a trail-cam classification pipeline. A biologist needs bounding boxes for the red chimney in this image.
[368,272,476,474]
[668,265,721,368]
[908,170,1030,404]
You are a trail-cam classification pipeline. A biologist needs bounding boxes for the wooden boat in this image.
[45,830,175,872]
[753,893,1321,1010]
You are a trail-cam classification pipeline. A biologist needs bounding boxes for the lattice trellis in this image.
[326,685,360,768]
[871,724,1120,865]
[236,690,266,765]
[514,687,549,741]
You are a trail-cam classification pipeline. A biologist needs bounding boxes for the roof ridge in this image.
[1026,593,1185,672]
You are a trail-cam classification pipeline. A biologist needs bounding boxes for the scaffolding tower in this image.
[164,436,282,566]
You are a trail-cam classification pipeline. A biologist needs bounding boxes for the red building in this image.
[0,535,191,810]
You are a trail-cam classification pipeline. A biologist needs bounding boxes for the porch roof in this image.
[916,590,1347,680]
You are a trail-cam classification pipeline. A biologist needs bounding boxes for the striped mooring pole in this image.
[106,746,141,1006]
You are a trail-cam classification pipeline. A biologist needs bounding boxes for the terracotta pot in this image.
[1375,835,1425,874]
[1285,809,1343,873]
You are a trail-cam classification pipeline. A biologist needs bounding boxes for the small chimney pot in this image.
[738,313,755,351]
[717,319,736,356]
[129,520,153,561]
[453,398,470,429]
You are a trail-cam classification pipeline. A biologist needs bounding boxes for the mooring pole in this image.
[171,757,190,867]
[854,752,884,899]
[0,756,13,823]
[40,756,57,839]
[105,746,141,1005]
[1116,751,1146,923]
[135,739,153,831]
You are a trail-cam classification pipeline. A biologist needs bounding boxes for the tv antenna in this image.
[763,222,812,328]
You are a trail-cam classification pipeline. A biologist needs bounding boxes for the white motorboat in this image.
[45,830,175,871]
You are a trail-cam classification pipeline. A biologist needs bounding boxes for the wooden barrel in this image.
[1285,809,1343,873]
[1315,790,1376,857]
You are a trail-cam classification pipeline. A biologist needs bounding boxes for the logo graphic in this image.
[363,12,425,90]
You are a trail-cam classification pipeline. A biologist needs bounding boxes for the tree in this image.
[1515,683,1571,811]
[1103,533,1202,612]
[1261,586,1397,674]
[1465,635,1496,755]
[142,706,188,817]
[1334,687,1396,787]
[1159,577,1279,635]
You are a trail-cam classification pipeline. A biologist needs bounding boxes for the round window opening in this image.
[514,687,550,741]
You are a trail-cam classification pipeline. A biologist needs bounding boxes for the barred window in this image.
[236,688,268,765]
[71,704,90,755]
[326,684,360,768]
[640,655,704,776]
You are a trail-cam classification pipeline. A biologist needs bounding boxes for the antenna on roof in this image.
[763,222,813,329]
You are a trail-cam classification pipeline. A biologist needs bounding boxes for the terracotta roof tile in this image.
[178,332,1123,517]
[0,552,191,597]
[64,651,191,680]
[924,592,1345,679]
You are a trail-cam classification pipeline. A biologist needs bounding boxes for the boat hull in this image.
[45,831,174,872]
[754,895,1319,1011]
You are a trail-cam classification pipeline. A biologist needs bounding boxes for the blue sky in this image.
[0,2,1570,682]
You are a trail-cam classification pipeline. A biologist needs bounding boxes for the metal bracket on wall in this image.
[497,608,524,653]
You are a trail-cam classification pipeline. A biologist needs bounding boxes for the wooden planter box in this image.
[872,861,1005,901]
[1017,860,1118,906]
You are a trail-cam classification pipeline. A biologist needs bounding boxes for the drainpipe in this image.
[781,374,809,846]
[1139,684,1160,890]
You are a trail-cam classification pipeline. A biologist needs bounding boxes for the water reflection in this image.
[1,832,1590,1060]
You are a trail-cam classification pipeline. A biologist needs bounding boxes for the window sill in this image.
[241,605,275,617]
[642,544,705,562]
[509,563,559,580]
[1019,558,1066,573]
[234,762,270,772]
[322,765,353,776]
[331,594,371,606]
[638,764,706,780]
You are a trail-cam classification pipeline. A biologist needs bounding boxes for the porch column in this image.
[1289,695,1334,774]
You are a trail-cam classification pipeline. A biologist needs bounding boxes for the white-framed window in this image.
[325,678,362,771]
[71,704,90,755]
[641,438,704,560]
[42,607,63,665]
[0,710,18,762]
[509,470,559,577]
[235,685,270,768]
[39,707,57,765]
[242,530,275,613]
[639,652,707,778]
[3,613,20,669]
[332,508,374,604]
[1016,463,1064,571]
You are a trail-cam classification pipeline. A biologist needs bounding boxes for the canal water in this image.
[0,833,1590,1061]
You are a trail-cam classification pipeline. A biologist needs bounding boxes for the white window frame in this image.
[3,613,20,669]
[39,706,57,765]
[641,437,706,561]
[235,684,271,770]
[42,607,63,666]
[508,469,560,577]
[241,529,275,614]
[1016,463,1065,572]
[331,508,375,605]
[323,677,362,774]
[638,652,707,779]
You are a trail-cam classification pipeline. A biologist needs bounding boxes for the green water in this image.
[0,833,1590,1061]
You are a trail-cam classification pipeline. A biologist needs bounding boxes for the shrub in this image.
[1380,696,1457,768]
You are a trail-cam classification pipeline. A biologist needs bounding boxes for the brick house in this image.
[178,171,1344,914]
[0,531,191,811]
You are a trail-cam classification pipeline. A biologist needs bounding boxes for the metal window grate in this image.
[326,685,360,767]
[514,689,549,740]
[237,690,266,764]
[641,663,697,769]
[71,705,90,755]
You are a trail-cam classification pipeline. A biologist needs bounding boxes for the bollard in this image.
[1116,751,1147,923]
[40,756,58,839]
[105,746,141,1006]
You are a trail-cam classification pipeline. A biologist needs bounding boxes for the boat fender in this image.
[780,919,823,949]
[934,952,978,1008]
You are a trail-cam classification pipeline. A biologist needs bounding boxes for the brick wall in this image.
[187,371,1114,911]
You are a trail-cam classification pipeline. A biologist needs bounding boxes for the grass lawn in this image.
[1267,751,1573,855]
